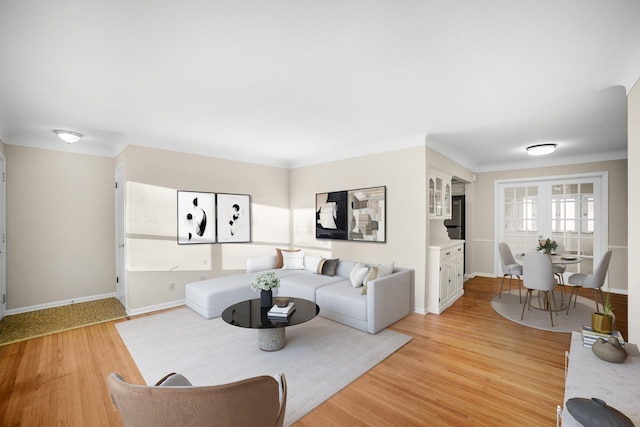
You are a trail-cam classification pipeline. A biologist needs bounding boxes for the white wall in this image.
[289,146,429,313]
[628,78,639,344]
[6,145,115,309]
[120,145,290,313]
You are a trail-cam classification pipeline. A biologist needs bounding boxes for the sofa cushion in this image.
[335,260,356,278]
[316,281,367,322]
[185,274,258,319]
[277,272,348,302]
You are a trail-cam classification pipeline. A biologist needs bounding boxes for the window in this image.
[495,173,608,277]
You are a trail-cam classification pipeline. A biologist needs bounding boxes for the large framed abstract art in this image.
[216,193,251,243]
[177,191,216,244]
[316,191,348,240]
[347,186,386,242]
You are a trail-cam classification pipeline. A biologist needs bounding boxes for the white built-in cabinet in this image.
[428,240,464,314]
[428,169,452,220]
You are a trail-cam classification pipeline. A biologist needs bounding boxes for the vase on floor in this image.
[261,289,273,308]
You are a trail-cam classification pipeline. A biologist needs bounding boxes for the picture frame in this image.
[216,193,251,243]
[347,186,386,242]
[315,191,348,240]
[177,191,216,244]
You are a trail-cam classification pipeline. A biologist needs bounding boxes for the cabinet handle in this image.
[445,251,451,256]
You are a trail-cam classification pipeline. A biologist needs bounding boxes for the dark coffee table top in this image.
[221,297,319,329]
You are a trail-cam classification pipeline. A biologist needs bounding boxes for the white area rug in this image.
[116,308,412,426]
[491,288,601,333]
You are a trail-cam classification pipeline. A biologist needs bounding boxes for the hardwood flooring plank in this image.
[0,277,627,426]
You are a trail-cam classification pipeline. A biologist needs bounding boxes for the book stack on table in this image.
[581,325,625,348]
[268,302,296,319]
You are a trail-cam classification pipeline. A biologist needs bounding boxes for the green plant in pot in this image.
[591,291,614,334]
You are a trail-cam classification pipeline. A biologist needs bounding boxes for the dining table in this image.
[514,252,583,266]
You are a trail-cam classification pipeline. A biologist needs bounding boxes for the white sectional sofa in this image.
[185,253,414,334]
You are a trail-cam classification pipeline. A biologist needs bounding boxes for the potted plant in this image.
[251,271,280,308]
[591,291,614,334]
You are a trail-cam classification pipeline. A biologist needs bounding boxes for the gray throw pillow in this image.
[321,259,339,276]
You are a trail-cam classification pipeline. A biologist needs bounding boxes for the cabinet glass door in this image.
[429,178,435,215]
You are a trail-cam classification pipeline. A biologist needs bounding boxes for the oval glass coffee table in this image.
[221,297,319,351]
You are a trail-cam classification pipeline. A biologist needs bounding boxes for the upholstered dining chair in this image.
[566,250,613,315]
[498,242,523,302]
[522,252,558,326]
[108,372,287,427]
[553,242,567,297]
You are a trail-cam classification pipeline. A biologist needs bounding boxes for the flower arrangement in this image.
[250,271,280,292]
[536,236,557,255]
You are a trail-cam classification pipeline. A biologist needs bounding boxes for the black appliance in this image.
[444,195,465,240]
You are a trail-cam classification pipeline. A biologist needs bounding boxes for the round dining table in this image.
[514,252,583,265]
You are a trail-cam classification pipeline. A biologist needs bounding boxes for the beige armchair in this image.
[108,372,287,427]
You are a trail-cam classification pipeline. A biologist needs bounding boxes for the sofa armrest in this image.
[246,255,277,273]
[367,268,414,334]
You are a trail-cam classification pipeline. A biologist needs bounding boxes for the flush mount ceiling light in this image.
[53,130,83,144]
[526,143,557,156]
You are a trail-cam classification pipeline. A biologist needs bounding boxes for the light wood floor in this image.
[0,276,628,426]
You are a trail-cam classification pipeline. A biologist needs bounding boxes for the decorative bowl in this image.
[275,297,290,308]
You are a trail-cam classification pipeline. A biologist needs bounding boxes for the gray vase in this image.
[592,337,627,363]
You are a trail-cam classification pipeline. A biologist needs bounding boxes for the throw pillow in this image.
[282,250,305,270]
[274,248,300,269]
[377,261,395,277]
[305,255,324,274]
[361,266,379,295]
[321,258,339,276]
[349,263,369,288]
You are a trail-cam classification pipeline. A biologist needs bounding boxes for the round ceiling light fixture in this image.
[53,129,83,144]
[526,143,557,156]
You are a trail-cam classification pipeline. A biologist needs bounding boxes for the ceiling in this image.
[0,1,638,172]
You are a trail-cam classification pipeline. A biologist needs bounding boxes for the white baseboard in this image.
[125,299,185,317]
[5,292,117,316]
[413,307,428,315]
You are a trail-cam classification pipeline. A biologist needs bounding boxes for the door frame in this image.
[115,164,127,310]
[0,153,6,320]
[493,171,608,278]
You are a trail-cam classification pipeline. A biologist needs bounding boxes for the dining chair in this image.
[566,250,613,315]
[522,252,558,326]
[553,242,567,297]
[498,242,523,302]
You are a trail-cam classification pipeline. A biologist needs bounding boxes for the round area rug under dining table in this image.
[491,289,605,333]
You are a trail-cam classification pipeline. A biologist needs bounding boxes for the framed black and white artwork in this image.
[315,191,348,240]
[347,186,386,242]
[177,191,216,244]
[216,193,251,243]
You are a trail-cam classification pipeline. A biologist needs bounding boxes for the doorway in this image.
[495,172,608,279]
